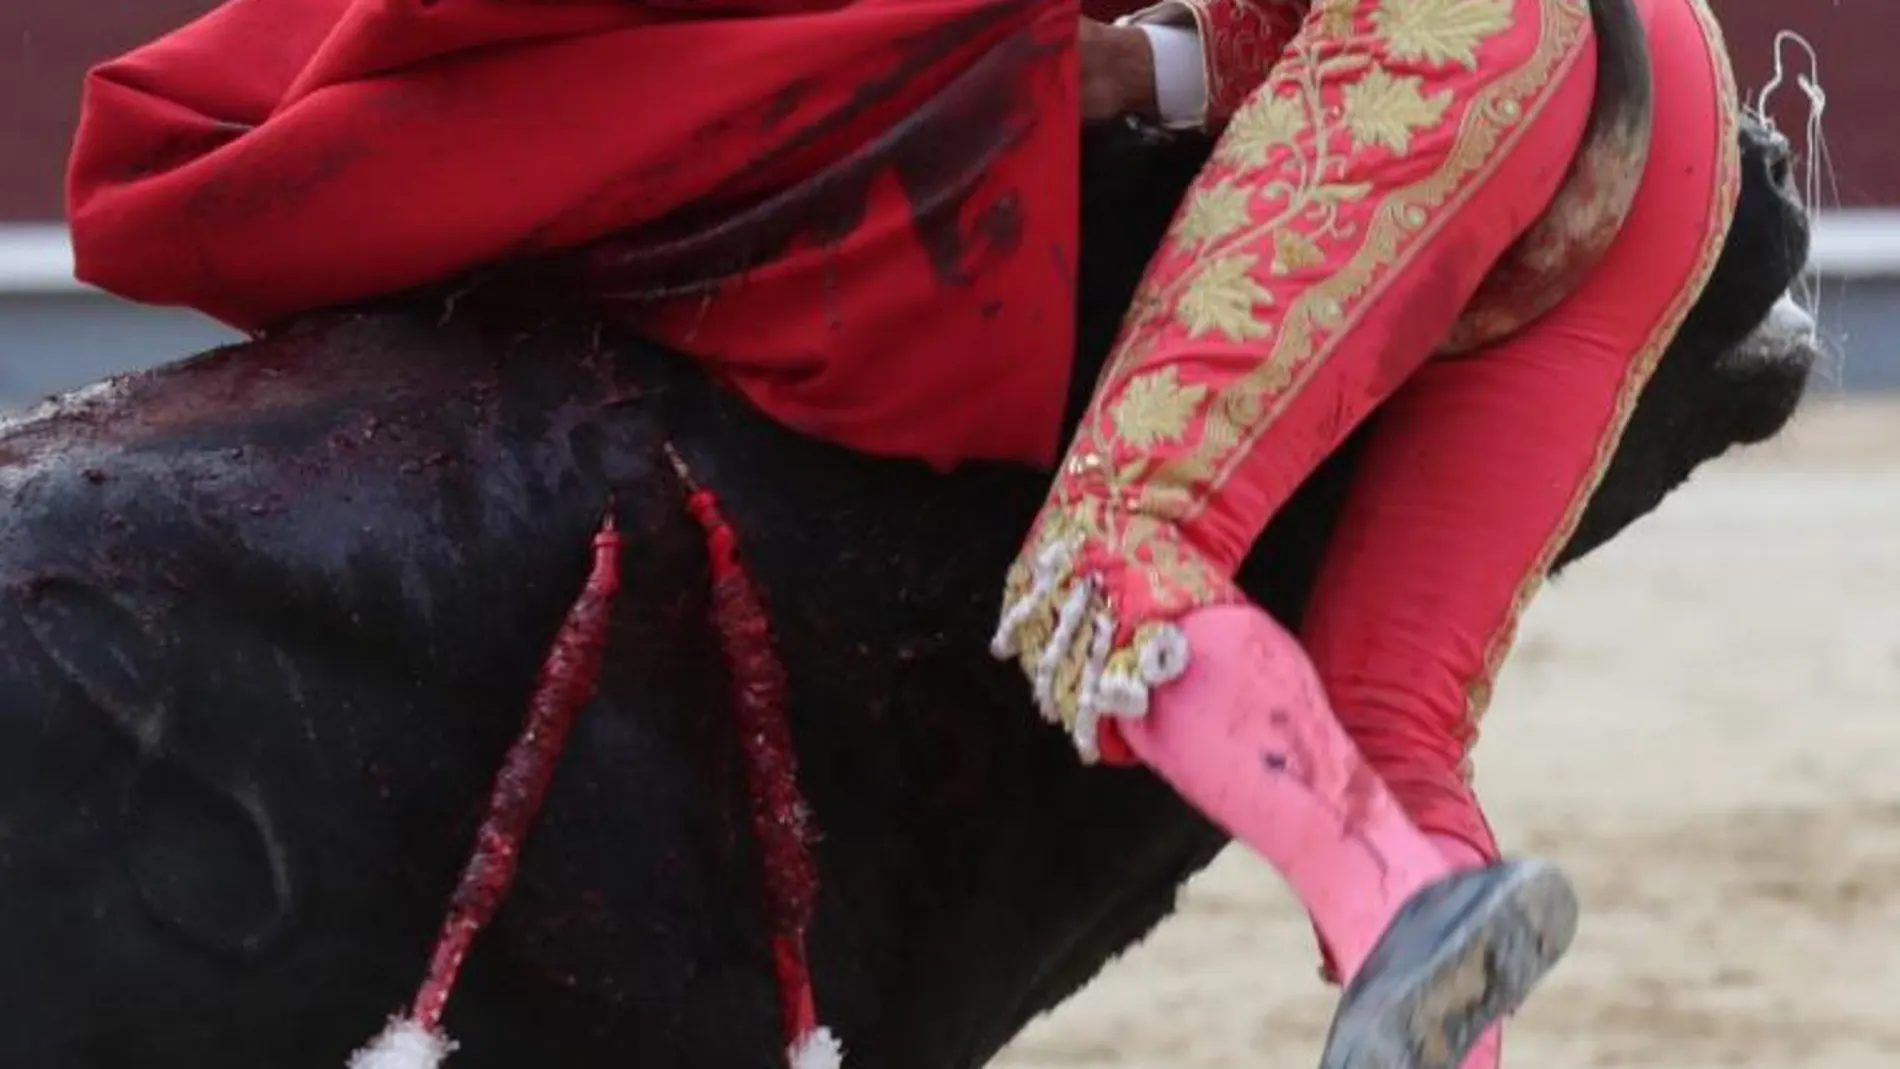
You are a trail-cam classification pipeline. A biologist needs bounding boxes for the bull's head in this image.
[1559,112,1819,561]
[1702,116,1819,443]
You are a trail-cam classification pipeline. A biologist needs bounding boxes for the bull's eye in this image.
[1764,134,1796,191]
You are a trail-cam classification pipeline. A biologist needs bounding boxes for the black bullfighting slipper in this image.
[1316,858,1578,1069]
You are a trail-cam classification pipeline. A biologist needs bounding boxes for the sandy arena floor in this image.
[997,397,1900,1069]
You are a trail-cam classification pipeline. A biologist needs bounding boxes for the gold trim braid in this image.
[1461,0,1743,758]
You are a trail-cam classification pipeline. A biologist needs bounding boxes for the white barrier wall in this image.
[4,218,1898,408]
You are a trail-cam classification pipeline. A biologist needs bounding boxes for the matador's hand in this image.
[1078,18,1158,123]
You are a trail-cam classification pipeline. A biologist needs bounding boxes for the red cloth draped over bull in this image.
[66,0,1080,470]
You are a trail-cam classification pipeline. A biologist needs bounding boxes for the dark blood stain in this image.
[974,191,1025,250]
[110,122,253,186]
[762,78,818,131]
[1340,757,1378,836]
[1269,705,1317,791]
[549,0,1057,305]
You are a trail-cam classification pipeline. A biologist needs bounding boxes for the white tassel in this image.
[1135,623,1190,686]
[347,1018,455,1069]
[786,1025,847,1069]
[1032,576,1094,714]
[990,540,1073,660]
[1086,621,1192,754]
[788,1026,845,1069]
[1068,609,1117,763]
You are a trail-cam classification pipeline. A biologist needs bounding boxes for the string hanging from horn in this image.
[1754,28,1832,353]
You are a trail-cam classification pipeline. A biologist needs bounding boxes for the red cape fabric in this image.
[68,0,1081,468]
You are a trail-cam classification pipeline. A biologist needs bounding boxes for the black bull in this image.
[0,119,1812,1067]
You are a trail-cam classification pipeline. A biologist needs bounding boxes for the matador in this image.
[993,1,1737,1067]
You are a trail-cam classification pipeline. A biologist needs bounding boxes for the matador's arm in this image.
[1091,0,1306,130]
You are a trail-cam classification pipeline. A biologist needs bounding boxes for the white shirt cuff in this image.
[1131,20,1207,128]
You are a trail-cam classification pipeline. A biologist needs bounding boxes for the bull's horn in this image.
[1442,0,1656,354]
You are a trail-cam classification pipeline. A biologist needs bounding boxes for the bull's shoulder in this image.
[0,310,677,615]
[0,309,697,800]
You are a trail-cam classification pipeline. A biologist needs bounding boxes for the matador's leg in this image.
[994,2,1608,1066]
[1299,0,1739,1029]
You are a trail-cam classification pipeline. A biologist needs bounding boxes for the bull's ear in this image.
[1741,112,1796,193]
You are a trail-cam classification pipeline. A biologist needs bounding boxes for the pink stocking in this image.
[1115,605,1450,977]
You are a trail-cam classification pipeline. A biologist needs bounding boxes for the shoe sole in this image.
[1317,860,1579,1069]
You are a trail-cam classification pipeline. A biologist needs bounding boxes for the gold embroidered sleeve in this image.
[1132,0,1304,129]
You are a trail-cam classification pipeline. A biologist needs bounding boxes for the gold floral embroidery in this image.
[1273,229,1328,274]
[1174,182,1256,249]
[1343,69,1454,153]
[1215,90,1310,169]
[1111,368,1207,448]
[1375,0,1517,69]
[1177,254,1275,340]
[1317,2,1357,40]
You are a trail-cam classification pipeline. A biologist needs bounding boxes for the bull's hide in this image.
[0,121,1812,1068]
